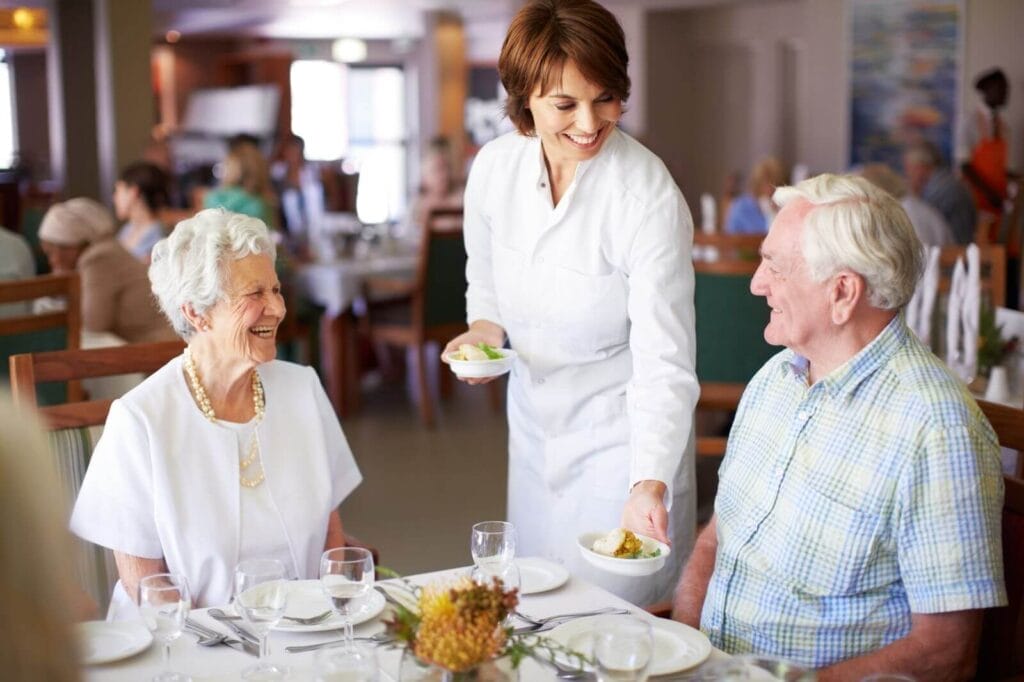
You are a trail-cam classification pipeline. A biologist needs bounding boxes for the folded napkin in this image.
[961,244,981,381]
[945,256,967,379]
[700,193,717,235]
[907,246,941,347]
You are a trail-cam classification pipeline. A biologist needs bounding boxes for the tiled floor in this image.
[335,375,510,576]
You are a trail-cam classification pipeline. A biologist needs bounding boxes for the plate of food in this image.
[76,621,153,665]
[577,528,670,577]
[443,343,517,379]
[545,615,712,675]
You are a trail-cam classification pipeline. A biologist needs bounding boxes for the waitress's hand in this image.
[622,480,670,546]
[442,320,507,385]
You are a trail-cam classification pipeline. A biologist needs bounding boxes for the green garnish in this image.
[477,342,503,360]
[622,548,662,560]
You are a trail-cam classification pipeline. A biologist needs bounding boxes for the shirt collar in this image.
[778,314,908,399]
[532,127,619,189]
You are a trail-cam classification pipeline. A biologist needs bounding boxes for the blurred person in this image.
[0,226,35,318]
[272,133,324,240]
[0,393,82,680]
[960,68,1011,217]
[113,161,170,263]
[903,140,977,245]
[409,135,464,232]
[205,142,277,228]
[725,157,786,235]
[859,162,954,246]
[70,209,363,619]
[673,174,1005,677]
[443,0,698,606]
[39,198,176,343]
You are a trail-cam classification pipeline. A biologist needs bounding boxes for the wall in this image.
[644,0,1024,203]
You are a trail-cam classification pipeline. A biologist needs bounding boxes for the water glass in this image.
[315,642,379,681]
[320,547,375,645]
[470,521,516,574]
[594,615,653,682]
[138,573,191,682]
[235,559,289,681]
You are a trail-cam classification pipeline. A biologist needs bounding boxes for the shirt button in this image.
[537,256,545,265]
[537,378,546,385]
[540,181,547,188]
[797,410,810,420]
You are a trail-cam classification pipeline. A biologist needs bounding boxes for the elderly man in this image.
[673,174,1005,678]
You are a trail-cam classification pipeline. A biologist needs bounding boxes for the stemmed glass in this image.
[320,547,375,647]
[470,521,519,590]
[138,573,191,682]
[314,642,379,681]
[594,615,654,682]
[235,559,290,681]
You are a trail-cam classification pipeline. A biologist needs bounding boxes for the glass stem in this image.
[163,641,171,670]
[260,631,270,661]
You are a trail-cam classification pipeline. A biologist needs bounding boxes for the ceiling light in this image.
[332,37,367,63]
[12,8,36,30]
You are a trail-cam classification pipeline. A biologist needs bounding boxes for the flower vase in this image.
[397,650,517,682]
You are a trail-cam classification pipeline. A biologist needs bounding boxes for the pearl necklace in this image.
[183,347,266,488]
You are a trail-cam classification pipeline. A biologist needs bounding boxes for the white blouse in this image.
[70,357,362,618]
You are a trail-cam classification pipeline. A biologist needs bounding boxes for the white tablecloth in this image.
[81,566,728,681]
[295,252,419,316]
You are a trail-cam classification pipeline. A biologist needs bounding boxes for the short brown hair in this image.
[499,0,630,136]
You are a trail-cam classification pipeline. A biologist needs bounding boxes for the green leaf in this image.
[476,342,504,360]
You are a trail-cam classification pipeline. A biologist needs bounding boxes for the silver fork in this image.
[514,607,632,629]
[285,631,393,654]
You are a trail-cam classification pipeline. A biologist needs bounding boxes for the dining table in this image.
[80,565,729,681]
[294,243,419,417]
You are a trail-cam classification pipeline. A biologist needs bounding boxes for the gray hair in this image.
[773,173,924,310]
[149,208,277,339]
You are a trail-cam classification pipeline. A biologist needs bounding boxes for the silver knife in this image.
[221,638,260,657]
[207,612,260,646]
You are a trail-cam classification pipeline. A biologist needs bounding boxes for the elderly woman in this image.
[70,209,362,619]
[725,157,786,235]
[444,0,698,606]
[39,198,176,343]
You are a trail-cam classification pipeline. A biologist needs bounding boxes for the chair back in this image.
[694,232,764,263]
[977,399,1024,678]
[0,273,83,403]
[937,244,1006,308]
[415,207,467,331]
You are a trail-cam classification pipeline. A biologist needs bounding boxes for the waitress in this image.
[444,0,698,605]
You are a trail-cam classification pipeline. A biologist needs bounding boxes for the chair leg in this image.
[414,344,434,428]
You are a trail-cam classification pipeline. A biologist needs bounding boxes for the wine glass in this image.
[594,615,654,682]
[470,521,516,575]
[235,559,290,681]
[320,547,375,646]
[138,573,191,682]
[314,642,379,681]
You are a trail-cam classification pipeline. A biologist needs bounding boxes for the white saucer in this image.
[517,557,570,595]
[272,580,386,632]
[76,620,153,665]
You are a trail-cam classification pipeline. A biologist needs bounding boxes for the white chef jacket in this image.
[70,356,362,619]
[464,128,699,603]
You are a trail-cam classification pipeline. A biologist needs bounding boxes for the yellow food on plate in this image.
[592,528,644,558]
[451,344,488,362]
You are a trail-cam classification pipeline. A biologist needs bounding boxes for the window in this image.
[0,56,16,169]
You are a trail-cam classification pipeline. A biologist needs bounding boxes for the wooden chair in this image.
[0,272,83,403]
[976,399,1024,679]
[363,207,500,427]
[693,232,764,264]
[938,243,1006,308]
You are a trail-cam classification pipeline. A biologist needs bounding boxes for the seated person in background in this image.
[0,394,83,680]
[272,133,324,240]
[725,157,785,235]
[859,162,954,247]
[408,135,464,234]
[673,174,1005,678]
[903,140,977,245]
[113,161,170,263]
[39,198,176,343]
[70,209,363,619]
[205,141,278,229]
[0,226,35,318]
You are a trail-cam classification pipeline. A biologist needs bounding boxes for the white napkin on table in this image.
[961,244,981,382]
[700,193,716,235]
[945,256,967,379]
[906,246,940,346]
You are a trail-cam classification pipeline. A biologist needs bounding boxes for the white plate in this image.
[577,531,670,577]
[545,615,712,675]
[517,557,570,595]
[76,620,153,666]
[443,348,517,378]
[272,580,386,632]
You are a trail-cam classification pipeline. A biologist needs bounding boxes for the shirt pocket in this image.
[546,263,628,352]
[753,483,887,597]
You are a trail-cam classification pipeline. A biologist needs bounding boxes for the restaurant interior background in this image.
[0,0,1022,575]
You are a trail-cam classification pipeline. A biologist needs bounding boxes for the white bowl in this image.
[577,531,670,577]
[443,348,517,378]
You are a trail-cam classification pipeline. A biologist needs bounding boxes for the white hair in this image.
[773,173,924,310]
[149,208,277,339]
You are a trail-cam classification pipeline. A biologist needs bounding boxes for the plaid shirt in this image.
[701,316,1006,667]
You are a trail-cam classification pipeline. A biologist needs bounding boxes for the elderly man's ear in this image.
[829,271,865,325]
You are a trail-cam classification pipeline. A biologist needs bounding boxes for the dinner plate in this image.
[76,620,153,665]
[271,580,386,633]
[577,531,670,577]
[443,349,517,379]
[517,557,570,595]
[545,615,712,675]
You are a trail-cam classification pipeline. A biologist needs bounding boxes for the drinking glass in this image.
[315,642,379,681]
[470,521,516,575]
[320,547,375,646]
[138,573,191,682]
[235,559,290,681]
[594,615,654,682]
